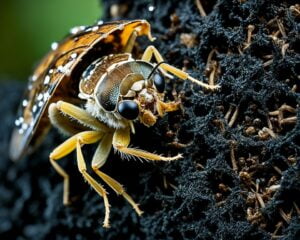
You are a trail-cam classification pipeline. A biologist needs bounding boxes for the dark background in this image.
[0,0,300,239]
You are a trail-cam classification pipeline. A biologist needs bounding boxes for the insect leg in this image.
[55,101,111,132]
[113,127,183,161]
[123,30,138,53]
[142,45,164,62]
[91,134,143,216]
[160,63,220,90]
[76,139,111,228]
[141,45,173,79]
[49,103,90,136]
[49,131,103,205]
[142,45,220,91]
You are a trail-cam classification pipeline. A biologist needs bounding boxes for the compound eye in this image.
[117,100,139,120]
[153,73,165,93]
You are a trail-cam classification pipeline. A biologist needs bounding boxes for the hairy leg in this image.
[113,127,182,161]
[142,45,220,91]
[49,103,90,136]
[91,133,143,215]
[55,100,111,132]
[49,131,103,205]
[76,138,111,228]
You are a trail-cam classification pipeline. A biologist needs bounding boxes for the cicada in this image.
[10,20,218,227]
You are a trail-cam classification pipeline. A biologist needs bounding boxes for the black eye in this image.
[153,73,165,93]
[117,100,139,120]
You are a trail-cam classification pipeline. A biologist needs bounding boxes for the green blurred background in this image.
[0,0,102,81]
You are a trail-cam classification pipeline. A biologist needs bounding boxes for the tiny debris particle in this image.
[110,3,128,18]
[180,33,198,48]
[245,126,256,135]
[148,5,155,12]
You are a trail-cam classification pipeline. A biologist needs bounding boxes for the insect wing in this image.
[10,19,153,161]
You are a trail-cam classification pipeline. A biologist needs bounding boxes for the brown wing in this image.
[9,19,154,161]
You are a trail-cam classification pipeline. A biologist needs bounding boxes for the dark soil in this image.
[1,0,300,239]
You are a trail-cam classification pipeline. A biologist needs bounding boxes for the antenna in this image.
[146,61,166,80]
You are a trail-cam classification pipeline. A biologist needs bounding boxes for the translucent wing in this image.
[10,19,153,161]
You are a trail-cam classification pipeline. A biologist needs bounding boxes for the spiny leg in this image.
[76,139,111,228]
[55,100,111,132]
[113,127,182,161]
[49,131,103,206]
[123,30,137,53]
[91,134,143,216]
[142,45,220,91]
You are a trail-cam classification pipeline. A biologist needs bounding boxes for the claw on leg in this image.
[91,134,143,215]
[160,63,220,91]
[49,158,70,205]
[76,140,111,228]
[93,168,143,216]
[113,127,183,161]
[49,130,111,227]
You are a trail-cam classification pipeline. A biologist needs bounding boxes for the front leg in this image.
[142,45,220,91]
[113,127,182,161]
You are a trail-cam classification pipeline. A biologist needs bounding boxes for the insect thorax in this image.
[78,53,155,129]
